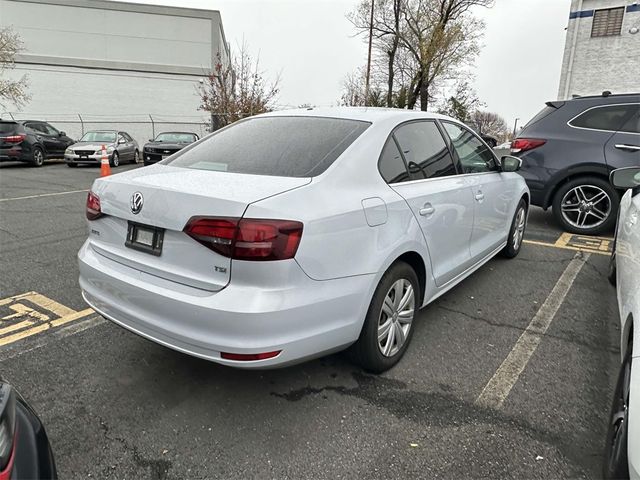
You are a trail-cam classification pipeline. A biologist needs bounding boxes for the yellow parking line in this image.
[0,309,94,347]
[19,292,76,317]
[0,320,34,336]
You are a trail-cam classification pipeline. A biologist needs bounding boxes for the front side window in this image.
[41,123,59,136]
[393,121,457,180]
[570,104,638,132]
[442,122,496,174]
[166,117,370,178]
[591,7,624,37]
[378,137,410,184]
[117,134,126,144]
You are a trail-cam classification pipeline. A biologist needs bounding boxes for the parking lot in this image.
[0,161,621,479]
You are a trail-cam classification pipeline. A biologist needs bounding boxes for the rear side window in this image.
[166,117,370,177]
[618,106,640,134]
[0,122,18,134]
[570,104,638,132]
[393,121,456,180]
[378,138,410,184]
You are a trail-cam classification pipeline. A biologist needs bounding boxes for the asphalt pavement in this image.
[0,160,621,479]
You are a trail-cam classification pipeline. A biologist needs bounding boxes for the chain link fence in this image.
[0,112,213,148]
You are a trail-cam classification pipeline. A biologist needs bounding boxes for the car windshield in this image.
[80,131,117,143]
[165,116,370,177]
[155,133,197,143]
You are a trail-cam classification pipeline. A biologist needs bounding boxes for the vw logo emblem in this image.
[130,192,144,215]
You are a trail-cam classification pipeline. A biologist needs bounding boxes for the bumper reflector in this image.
[220,351,282,361]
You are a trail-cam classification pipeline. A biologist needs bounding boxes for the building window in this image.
[591,7,624,37]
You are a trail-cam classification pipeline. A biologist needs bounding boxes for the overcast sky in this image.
[111,0,572,128]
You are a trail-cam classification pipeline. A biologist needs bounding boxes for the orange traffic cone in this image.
[100,144,111,177]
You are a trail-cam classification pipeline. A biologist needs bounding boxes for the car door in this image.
[441,121,514,261]
[39,122,66,155]
[604,104,640,170]
[386,120,475,287]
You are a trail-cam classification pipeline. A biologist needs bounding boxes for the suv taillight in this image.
[184,217,303,261]
[86,191,102,220]
[1,134,26,143]
[0,384,17,480]
[511,138,546,154]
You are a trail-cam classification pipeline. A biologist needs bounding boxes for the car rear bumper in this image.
[78,240,373,368]
[0,147,30,162]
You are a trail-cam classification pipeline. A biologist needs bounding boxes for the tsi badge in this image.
[130,192,144,215]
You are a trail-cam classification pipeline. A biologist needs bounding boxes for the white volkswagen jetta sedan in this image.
[605,166,640,480]
[78,108,529,372]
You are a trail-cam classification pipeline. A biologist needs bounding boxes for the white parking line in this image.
[0,189,88,202]
[475,251,590,409]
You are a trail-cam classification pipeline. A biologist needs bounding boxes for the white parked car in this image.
[605,166,640,480]
[78,108,529,372]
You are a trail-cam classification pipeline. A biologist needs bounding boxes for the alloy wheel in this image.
[112,152,119,167]
[513,206,526,250]
[33,149,44,166]
[560,185,611,230]
[377,279,415,357]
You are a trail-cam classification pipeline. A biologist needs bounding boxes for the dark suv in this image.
[0,120,74,167]
[514,92,639,235]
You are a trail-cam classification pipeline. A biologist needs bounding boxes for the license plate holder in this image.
[125,222,164,256]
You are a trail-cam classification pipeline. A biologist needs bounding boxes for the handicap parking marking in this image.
[0,291,93,347]
[523,232,613,256]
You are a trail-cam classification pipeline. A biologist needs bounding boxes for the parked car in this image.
[0,380,57,479]
[0,120,74,167]
[480,134,498,148]
[496,141,512,150]
[65,130,139,167]
[142,132,199,165]
[604,166,640,480]
[513,92,639,235]
[78,108,529,373]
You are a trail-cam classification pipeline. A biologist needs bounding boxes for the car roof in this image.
[259,107,454,123]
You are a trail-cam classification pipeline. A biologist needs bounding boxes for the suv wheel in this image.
[552,176,619,235]
[31,147,45,167]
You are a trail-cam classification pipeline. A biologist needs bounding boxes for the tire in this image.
[552,176,619,235]
[31,147,45,167]
[501,199,528,258]
[133,150,140,164]
[66,163,77,168]
[603,347,632,480]
[349,261,419,373]
[110,151,120,168]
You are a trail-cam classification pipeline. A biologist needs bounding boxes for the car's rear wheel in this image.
[603,347,632,480]
[31,147,45,167]
[350,261,419,373]
[501,199,527,258]
[110,151,120,167]
[552,177,619,235]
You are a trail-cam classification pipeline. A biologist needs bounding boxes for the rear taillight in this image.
[184,217,303,261]
[86,191,102,220]
[0,384,17,480]
[511,138,546,154]
[0,134,26,143]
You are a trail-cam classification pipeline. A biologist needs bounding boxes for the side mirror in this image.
[610,167,640,189]
[500,155,522,172]
[59,131,66,137]
[149,138,154,142]
[118,139,126,145]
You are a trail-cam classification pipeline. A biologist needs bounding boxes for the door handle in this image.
[419,204,435,216]
[615,144,640,152]
[475,192,485,202]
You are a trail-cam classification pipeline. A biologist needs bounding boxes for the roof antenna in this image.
[602,90,612,97]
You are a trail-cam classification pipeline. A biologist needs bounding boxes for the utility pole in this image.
[512,118,520,139]
[364,0,375,107]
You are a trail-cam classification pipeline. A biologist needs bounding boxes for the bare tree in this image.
[469,110,509,140]
[197,43,280,130]
[339,67,386,107]
[436,79,484,122]
[0,27,30,110]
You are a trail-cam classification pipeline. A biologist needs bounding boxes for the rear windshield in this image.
[0,122,18,133]
[523,105,558,129]
[165,116,370,177]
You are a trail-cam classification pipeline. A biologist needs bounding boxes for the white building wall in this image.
[0,0,229,145]
[558,0,640,99]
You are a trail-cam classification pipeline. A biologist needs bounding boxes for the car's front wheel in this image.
[552,177,619,235]
[133,150,140,164]
[603,347,632,479]
[501,199,528,258]
[350,261,419,373]
[110,151,120,167]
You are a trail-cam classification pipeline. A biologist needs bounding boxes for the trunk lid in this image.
[89,165,310,291]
